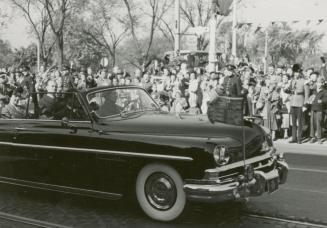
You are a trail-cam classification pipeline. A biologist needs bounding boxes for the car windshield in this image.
[86,87,159,118]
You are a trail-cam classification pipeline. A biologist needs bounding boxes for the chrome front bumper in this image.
[183,157,289,203]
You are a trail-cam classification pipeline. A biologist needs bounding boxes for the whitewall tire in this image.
[136,163,186,222]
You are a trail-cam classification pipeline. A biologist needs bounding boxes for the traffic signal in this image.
[214,0,233,16]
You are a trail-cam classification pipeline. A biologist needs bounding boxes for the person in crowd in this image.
[1,54,327,145]
[86,74,97,88]
[170,90,188,114]
[141,73,153,93]
[268,83,282,140]
[1,88,27,119]
[270,65,283,85]
[188,72,199,111]
[221,65,242,97]
[200,77,211,114]
[288,64,309,144]
[0,94,7,113]
[309,76,327,144]
[280,74,292,139]
[38,80,57,118]
[95,69,107,86]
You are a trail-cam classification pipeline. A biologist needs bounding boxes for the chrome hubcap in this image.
[145,172,177,211]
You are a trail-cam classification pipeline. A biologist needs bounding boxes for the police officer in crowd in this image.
[221,64,242,97]
[288,64,309,144]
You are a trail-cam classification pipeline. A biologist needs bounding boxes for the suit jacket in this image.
[289,78,309,107]
[320,65,327,82]
[222,75,242,97]
[311,89,327,111]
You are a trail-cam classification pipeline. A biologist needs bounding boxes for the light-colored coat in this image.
[289,78,309,107]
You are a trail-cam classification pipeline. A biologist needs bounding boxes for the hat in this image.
[292,64,301,73]
[226,64,236,71]
[13,68,21,74]
[175,89,182,96]
[0,94,8,101]
[62,65,70,71]
[210,72,219,80]
[22,66,30,72]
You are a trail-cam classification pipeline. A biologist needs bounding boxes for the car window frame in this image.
[85,86,160,120]
[23,91,91,123]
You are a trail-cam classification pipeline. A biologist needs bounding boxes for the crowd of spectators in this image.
[0,58,327,144]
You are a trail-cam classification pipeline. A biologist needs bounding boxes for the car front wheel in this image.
[136,163,186,221]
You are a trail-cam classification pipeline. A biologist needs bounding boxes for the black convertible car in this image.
[0,85,288,221]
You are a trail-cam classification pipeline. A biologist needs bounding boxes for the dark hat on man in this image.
[292,64,301,73]
[13,68,21,74]
[226,64,236,71]
[62,65,70,71]
[13,87,24,96]
[22,66,30,72]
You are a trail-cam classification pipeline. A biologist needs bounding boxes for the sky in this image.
[1,0,327,50]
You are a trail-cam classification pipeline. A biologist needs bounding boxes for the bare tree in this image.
[180,0,211,50]
[180,0,236,51]
[82,0,129,68]
[0,9,8,28]
[122,0,173,70]
[10,0,55,68]
[41,0,82,68]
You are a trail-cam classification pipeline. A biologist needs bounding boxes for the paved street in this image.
[0,143,326,227]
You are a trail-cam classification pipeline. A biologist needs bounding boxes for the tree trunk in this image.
[55,34,64,69]
[111,49,116,68]
[40,55,48,69]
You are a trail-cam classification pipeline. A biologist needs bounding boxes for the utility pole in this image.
[264,29,269,74]
[231,0,237,59]
[208,0,217,72]
[174,0,180,56]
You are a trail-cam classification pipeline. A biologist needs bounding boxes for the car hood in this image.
[99,112,263,145]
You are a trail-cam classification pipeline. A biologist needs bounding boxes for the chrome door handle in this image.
[14,127,26,131]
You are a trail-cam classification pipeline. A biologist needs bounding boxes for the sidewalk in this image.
[274,138,327,156]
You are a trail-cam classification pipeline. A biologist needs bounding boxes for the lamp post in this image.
[231,0,237,59]
[264,29,269,74]
[208,0,219,73]
[174,0,181,57]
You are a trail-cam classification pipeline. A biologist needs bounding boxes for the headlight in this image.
[213,145,230,166]
[260,137,272,152]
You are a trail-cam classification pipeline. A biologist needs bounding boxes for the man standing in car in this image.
[289,64,309,144]
[221,65,242,97]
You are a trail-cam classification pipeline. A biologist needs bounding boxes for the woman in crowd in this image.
[280,74,292,139]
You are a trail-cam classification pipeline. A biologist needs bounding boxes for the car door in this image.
[12,92,101,192]
[0,118,19,180]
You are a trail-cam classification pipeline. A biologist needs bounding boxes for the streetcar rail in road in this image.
[0,211,71,228]
[245,213,327,228]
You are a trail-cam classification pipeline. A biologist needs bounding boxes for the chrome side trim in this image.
[206,151,274,173]
[0,176,122,200]
[0,119,91,123]
[0,142,193,162]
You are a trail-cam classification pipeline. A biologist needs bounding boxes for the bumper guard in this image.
[184,158,289,203]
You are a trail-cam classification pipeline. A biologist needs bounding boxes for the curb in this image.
[274,142,327,156]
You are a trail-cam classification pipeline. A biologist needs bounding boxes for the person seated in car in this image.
[91,90,123,117]
[38,80,57,118]
[1,88,27,119]
[0,95,7,115]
